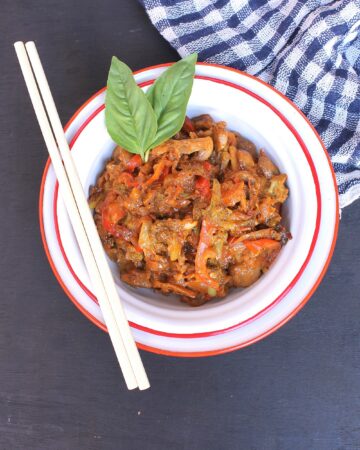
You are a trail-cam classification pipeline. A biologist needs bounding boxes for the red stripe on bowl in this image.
[53,75,322,338]
[39,63,339,356]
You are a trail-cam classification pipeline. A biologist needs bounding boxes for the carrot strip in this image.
[145,160,170,186]
[195,219,219,289]
[243,239,281,254]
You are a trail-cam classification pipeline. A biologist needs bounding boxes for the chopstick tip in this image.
[25,41,36,49]
[14,41,25,49]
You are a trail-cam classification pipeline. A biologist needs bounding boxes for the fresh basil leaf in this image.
[146,53,197,151]
[105,57,157,159]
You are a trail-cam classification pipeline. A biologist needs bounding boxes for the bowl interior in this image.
[55,77,318,334]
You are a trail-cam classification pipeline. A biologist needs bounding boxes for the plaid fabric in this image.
[140,0,360,209]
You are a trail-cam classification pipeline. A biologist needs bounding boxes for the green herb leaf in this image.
[146,53,197,151]
[105,57,157,159]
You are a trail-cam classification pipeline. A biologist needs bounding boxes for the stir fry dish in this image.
[89,115,291,306]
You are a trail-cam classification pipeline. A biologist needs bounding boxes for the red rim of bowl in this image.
[39,62,339,356]
[52,74,322,338]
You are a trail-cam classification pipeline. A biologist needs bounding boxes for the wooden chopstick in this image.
[14,41,150,390]
[16,40,149,391]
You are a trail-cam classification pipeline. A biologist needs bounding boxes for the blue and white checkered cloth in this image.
[140,0,360,209]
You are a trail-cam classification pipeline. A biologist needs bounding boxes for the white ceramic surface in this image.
[55,78,318,336]
[40,64,338,355]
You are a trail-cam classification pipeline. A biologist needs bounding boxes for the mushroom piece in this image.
[230,262,261,287]
[258,150,279,178]
[152,137,214,160]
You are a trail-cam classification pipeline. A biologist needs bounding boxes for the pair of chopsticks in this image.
[14,41,150,391]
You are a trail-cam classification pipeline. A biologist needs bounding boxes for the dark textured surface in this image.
[1,1,359,449]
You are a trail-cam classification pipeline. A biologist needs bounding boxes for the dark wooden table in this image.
[1,1,360,449]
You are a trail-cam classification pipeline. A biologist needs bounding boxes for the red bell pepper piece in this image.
[102,202,126,234]
[195,176,211,199]
[182,116,195,133]
[125,154,142,173]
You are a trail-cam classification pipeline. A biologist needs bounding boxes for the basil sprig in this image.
[105,57,157,160]
[146,53,197,149]
[105,53,197,160]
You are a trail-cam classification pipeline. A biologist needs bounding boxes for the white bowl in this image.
[40,63,338,355]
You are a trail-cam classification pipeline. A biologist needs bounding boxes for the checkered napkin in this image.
[140,0,360,209]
